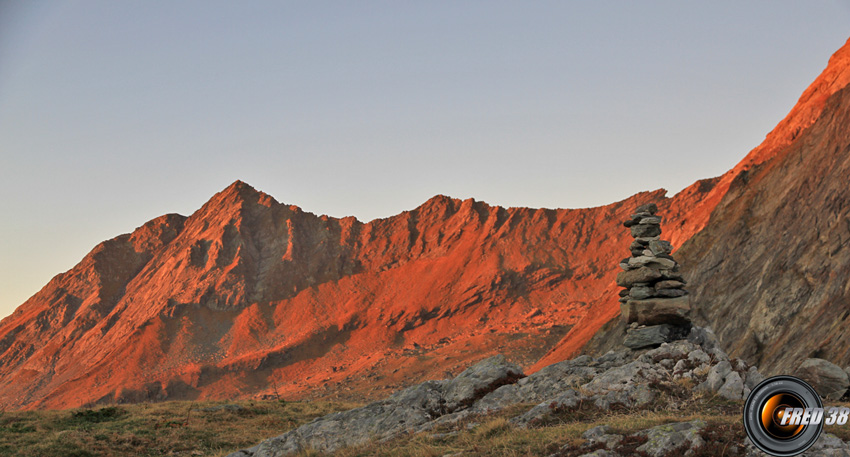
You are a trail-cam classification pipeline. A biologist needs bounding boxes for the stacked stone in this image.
[616,203,692,349]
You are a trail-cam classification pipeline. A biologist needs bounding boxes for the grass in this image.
[0,399,358,457]
[6,381,845,457]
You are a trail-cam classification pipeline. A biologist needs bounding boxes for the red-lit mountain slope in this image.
[2,38,849,410]
[574,38,850,370]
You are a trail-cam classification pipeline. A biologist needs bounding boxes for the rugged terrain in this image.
[1,37,849,411]
[584,37,850,376]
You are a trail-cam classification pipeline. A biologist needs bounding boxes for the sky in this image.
[1,1,849,319]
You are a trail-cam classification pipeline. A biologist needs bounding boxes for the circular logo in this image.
[744,376,823,456]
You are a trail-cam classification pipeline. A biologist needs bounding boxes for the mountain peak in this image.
[220,179,260,198]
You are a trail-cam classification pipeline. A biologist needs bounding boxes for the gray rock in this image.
[443,355,523,412]
[796,358,850,400]
[631,224,662,238]
[624,325,675,349]
[474,356,598,412]
[654,280,685,290]
[698,360,732,392]
[512,389,582,427]
[655,288,687,298]
[629,295,691,326]
[628,256,676,270]
[802,432,850,456]
[709,347,730,363]
[744,366,765,390]
[636,420,706,457]
[634,236,660,245]
[639,216,662,225]
[616,267,663,288]
[687,326,718,351]
[687,349,711,366]
[630,384,656,406]
[640,340,701,363]
[228,356,522,457]
[673,359,690,374]
[718,371,744,400]
[648,240,673,256]
[629,285,655,300]
[583,425,624,449]
[593,390,630,410]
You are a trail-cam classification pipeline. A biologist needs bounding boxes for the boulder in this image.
[623,325,675,349]
[443,355,523,412]
[616,267,663,288]
[796,358,850,400]
[717,371,744,400]
[630,295,691,326]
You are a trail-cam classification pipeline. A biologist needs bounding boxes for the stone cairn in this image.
[616,203,692,349]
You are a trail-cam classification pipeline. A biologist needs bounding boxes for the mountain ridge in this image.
[2,37,850,411]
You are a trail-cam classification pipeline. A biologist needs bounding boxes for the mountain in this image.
[580,38,850,372]
[2,38,849,410]
[674,40,850,375]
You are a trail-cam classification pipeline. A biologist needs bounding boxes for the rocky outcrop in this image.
[796,358,850,400]
[228,356,521,457]
[226,326,763,456]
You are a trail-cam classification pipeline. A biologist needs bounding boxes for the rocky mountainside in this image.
[674,42,850,375]
[582,38,850,376]
[0,179,718,410]
[1,37,849,410]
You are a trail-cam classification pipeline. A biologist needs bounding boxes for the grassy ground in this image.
[4,384,850,457]
[0,399,358,457]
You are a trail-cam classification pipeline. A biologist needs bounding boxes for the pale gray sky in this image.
[1,1,849,318]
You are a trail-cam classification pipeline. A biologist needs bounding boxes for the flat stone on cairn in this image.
[616,203,692,349]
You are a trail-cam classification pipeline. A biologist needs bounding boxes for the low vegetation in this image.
[2,389,848,457]
[0,399,357,457]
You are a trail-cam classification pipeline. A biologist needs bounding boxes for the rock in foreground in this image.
[227,327,764,457]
